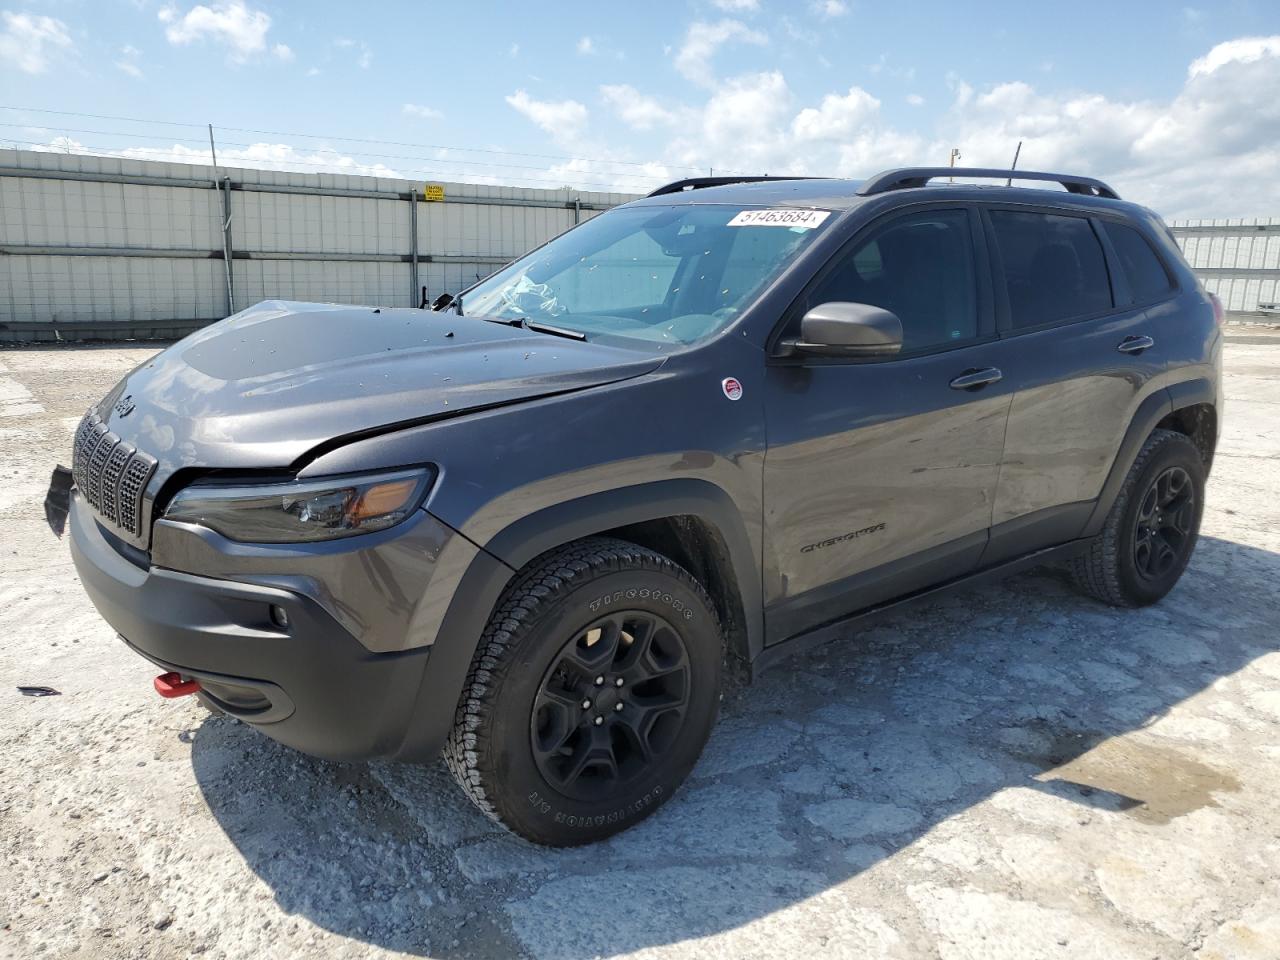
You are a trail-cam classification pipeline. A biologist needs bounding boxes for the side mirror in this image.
[781,302,903,358]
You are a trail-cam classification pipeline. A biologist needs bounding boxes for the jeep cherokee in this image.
[53,167,1222,846]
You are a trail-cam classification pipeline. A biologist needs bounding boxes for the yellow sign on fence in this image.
[424,184,445,202]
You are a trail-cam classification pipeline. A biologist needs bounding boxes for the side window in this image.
[1102,220,1174,304]
[989,211,1112,328]
[807,210,978,352]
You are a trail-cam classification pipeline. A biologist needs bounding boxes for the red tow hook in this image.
[153,672,201,699]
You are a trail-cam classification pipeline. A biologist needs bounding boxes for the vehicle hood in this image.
[95,300,663,476]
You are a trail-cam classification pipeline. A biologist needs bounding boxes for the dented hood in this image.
[96,301,662,477]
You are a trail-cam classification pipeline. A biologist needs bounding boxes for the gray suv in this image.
[53,167,1222,845]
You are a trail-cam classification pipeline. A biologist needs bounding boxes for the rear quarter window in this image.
[989,211,1112,329]
[1102,220,1175,304]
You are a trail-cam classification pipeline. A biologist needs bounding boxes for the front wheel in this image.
[1071,429,1206,607]
[444,537,722,846]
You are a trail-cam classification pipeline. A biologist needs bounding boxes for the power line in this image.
[0,121,671,181]
[0,137,664,191]
[0,104,706,174]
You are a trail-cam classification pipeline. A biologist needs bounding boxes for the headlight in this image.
[164,468,433,543]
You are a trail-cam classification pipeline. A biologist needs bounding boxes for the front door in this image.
[761,206,1012,642]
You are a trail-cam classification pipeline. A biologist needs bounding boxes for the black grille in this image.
[71,410,157,539]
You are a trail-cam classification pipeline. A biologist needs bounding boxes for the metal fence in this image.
[0,148,636,342]
[1169,218,1280,319]
[2,148,1276,342]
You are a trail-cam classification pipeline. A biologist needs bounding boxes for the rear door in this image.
[977,206,1169,564]
[761,205,1012,642]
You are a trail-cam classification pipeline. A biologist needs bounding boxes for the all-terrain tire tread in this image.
[442,536,718,832]
[1070,428,1200,607]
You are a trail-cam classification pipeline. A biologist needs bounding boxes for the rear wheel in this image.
[444,537,722,845]
[1071,429,1205,607]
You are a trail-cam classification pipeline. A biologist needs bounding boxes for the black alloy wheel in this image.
[531,611,691,802]
[1131,465,1196,581]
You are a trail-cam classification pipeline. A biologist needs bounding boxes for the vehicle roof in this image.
[625,176,1153,220]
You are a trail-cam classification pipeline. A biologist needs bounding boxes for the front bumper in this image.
[68,493,463,761]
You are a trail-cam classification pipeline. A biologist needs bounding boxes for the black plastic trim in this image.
[480,479,765,661]
[764,530,988,645]
[754,539,1089,675]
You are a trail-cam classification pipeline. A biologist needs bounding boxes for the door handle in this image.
[949,367,1003,391]
[1117,335,1155,354]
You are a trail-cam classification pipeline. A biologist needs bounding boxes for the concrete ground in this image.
[2,328,1279,960]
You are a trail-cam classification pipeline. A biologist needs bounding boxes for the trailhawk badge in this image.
[721,377,743,401]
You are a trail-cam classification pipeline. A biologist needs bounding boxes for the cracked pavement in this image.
[2,331,1279,959]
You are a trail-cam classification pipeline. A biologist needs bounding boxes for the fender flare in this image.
[1081,378,1215,538]
[484,478,764,662]
[392,478,763,761]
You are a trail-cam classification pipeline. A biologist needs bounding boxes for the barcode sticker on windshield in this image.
[728,209,831,229]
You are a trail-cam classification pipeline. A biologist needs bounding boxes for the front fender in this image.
[393,479,764,762]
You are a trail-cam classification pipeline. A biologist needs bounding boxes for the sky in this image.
[1,0,1278,217]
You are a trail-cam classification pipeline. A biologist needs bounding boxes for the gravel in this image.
[2,333,1278,959]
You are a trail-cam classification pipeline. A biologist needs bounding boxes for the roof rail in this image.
[857,167,1120,200]
[645,175,816,198]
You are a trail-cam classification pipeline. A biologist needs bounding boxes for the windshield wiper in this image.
[477,314,586,341]
[524,320,587,341]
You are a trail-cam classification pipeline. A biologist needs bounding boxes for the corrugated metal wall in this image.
[1169,218,1280,316]
[0,148,637,341]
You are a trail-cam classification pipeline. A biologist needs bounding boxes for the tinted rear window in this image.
[1102,221,1174,304]
[990,211,1112,328]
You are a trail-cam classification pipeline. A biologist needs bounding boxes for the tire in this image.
[1071,429,1206,607]
[443,537,723,846]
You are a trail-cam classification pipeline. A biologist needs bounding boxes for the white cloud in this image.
[272,42,293,62]
[644,33,1280,216]
[600,84,677,130]
[674,19,767,86]
[1188,35,1280,77]
[812,0,848,18]
[906,93,924,106]
[160,2,273,60]
[509,42,519,57]
[16,31,1278,218]
[668,71,805,174]
[711,0,760,10]
[792,86,879,141]
[115,44,144,78]
[402,102,444,120]
[15,135,399,179]
[335,36,373,69]
[576,36,595,55]
[505,89,589,142]
[0,11,73,75]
